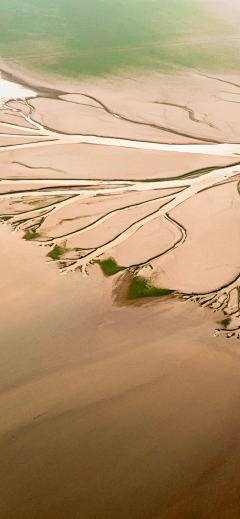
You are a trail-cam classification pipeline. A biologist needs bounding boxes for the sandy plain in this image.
[1,57,240,518]
[1,226,240,519]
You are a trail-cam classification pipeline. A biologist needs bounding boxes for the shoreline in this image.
[0,54,150,98]
[1,53,240,111]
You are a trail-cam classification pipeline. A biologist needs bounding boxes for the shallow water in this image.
[0,0,239,77]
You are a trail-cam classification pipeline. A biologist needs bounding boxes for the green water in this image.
[0,0,239,77]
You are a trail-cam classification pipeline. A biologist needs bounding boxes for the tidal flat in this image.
[1,0,240,517]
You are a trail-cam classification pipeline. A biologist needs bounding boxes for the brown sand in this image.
[1,226,240,519]
[1,59,240,518]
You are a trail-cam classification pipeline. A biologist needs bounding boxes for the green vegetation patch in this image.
[25,231,40,240]
[221,317,231,328]
[96,257,126,276]
[28,199,45,206]
[145,160,240,184]
[48,244,67,260]
[129,276,174,299]
[1,216,12,221]
[154,101,215,128]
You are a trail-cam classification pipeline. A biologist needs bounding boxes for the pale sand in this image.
[31,97,200,144]
[3,58,240,147]
[0,112,37,129]
[0,75,36,106]
[0,136,45,147]
[0,144,237,182]
[110,213,181,267]
[149,181,240,293]
[2,58,240,141]
[0,195,69,217]
[1,58,240,517]
[38,189,180,239]
[1,225,240,519]
[65,200,164,249]
[30,95,219,145]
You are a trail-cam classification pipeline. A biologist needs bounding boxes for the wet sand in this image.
[1,225,240,519]
[1,58,240,517]
[149,181,240,293]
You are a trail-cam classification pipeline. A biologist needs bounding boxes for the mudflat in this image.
[1,226,240,519]
[0,2,240,514]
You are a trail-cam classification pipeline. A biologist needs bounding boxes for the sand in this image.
[1,57,240,518]
[1,144,237,181]
[1,226,240,519]
[110,213,181,267]
[149,181,240,293]
[36,189,180,239]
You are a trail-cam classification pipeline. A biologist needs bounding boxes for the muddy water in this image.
[0,225,240,519]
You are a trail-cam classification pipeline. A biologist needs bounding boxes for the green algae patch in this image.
[221,317,231,328]
[96,257,126,276]
[129,276,173,299]
[48,244,67,260]
[28,199,45,205]
[25,231,40,240]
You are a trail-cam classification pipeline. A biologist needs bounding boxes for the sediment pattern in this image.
[1,70,240,338]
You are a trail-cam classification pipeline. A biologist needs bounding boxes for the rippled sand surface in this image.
[0,226,240,519]
[1,55,240,518]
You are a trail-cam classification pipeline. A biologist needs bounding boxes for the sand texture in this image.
[1,60,240,518]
